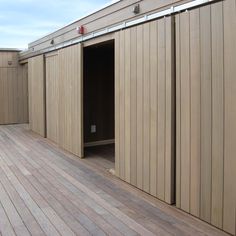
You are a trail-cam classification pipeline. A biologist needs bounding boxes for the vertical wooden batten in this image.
[211,1,224,228]
[223,0,236,234]
[45,52,59,143]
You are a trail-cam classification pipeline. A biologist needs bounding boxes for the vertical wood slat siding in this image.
[28,55,46,137]
[17,63,29,124]
[115,17,175,204]
[58,44,83,157]
[176,0,236,234]
[46,54,59,143]
[44,45,83,157]
[200,5,212,223]
[0,52,28,125]
[223,0,236,234]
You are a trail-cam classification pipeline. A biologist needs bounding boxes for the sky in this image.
[0,0,112,49]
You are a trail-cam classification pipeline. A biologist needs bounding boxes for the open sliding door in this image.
[58,44,84,157]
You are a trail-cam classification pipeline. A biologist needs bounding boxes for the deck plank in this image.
[0,168,45,236]
[0,201,16,236]
[0,124,230,236]
[0,161,30,236]
[0,149,61,236]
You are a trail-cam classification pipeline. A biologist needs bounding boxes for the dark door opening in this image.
[83,40,115,171]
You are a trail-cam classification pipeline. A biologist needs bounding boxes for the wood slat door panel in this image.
[115,17,175,204]
[176,1,236,234]
[28,55,46,137]
[44,45,83,157]
[58,44,83,157]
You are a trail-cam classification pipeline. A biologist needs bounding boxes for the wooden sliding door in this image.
[45,44,83,157]
[58,44,83,157]
[0,67,18,124]
[176,0,236,234]
[115,17,175,204]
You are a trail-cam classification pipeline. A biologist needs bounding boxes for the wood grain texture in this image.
[176,1,236,234]
[0,124,229,236]
[0,52,28,125]
[136,24,144,189]
[165,17,175,205]
[175,13,181,209]
[130,26,137,187]
[157,17,166,202]
[223,0,236,234]
[115,17,175,204]
[200,5,212,223]
[28,55,46,137]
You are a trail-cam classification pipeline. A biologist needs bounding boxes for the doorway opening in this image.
[83,40,115,172]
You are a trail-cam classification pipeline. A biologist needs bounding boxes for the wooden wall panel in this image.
[0,52,28,124]
[0,68,18,124]
[28,55,46,137]
[58,44,83,157]
[46,53,59,143]
[176,1,236,234]
[115,17,175,204]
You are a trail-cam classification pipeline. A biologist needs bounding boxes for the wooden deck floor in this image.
[0,124,229,236]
